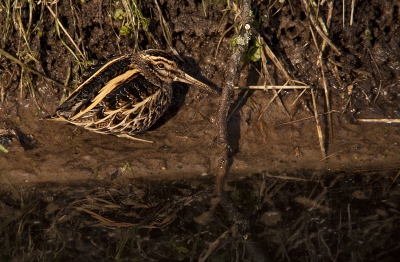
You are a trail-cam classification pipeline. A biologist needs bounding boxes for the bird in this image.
[48,49,217,142]
[71,183,213,228]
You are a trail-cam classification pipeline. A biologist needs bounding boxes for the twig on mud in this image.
[335,166,400,173]
[373,80,383,104]
[309,26,333,143]
[0,48,72,91]
[256,34,305,120]
[0,64,17,102]
[153,0,180,57]
[342,0,345,28]
[318,228,335,260]
[227,88,249,121]
[366,49,384,103]
[121,0,140,50]
[215,23,236,58]
[319,0,333,54]
[262,172,307,181]
[258,89,286,120]
[290,87,309,106]
[300,0,341,56]
[258,34,292,81]
[356,118,400,124]
[266,179,287,200]
[390,171,400,191]
[295,195,331,213]
[309,1,330,47]
[311,88,326,158]
[234,85,310,90]
[190,225,203,262]
[317,150,344,162]
[215,2,242,58]
[257,46,291,120]
[328,58,372,77]
[347,204,353,237]
[275,115,315,127]
[215,0,266,261]
[74,207,136,228]
[98,0,104,31]
[45,3,85,59]
[216,11,249,218]
[199,228,231,262]
[350,0,356,26]
[0,198,39,231]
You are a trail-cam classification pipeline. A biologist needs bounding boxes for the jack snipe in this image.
[48,49,216,142]
[70,183,213,228]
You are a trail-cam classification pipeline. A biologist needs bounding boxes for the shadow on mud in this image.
[1,170,399,261]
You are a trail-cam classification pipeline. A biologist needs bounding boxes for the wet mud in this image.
[1,0,400,260]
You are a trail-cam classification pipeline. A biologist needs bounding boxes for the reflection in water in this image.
[0,171,399,261]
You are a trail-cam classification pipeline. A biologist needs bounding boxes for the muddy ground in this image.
[1,0,400,261]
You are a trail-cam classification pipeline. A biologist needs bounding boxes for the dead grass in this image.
[217,0,339,160]
[0,0,150,104]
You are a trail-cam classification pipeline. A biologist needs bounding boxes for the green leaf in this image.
[0,144,8,153]
[171,242,189,254]
[247,45,261,62]
[120,23,132,36]
[231,35,238,47]
[113,9,126,20]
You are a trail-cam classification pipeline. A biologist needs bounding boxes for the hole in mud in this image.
[383,26,390,33]
[60,16,70,29]
[287,26,296,34]
[89,52,98,61]
[394,6,399,20]
[299,11,306,20]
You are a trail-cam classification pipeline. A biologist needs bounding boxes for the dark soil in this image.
[1,0,400,261]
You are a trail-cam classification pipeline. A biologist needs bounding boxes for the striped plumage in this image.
[48,50,215,141]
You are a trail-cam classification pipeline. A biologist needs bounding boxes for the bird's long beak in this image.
[174,70,219,95]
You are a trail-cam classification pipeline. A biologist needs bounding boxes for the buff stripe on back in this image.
[67,55,130,98]
[71,68,140,120]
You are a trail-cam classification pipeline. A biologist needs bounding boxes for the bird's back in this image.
[49,54,172,135]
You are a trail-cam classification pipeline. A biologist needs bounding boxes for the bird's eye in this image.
[157,63,164,69]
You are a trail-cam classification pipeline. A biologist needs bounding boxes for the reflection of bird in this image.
[48,49,215,142]
[70,183,213,228]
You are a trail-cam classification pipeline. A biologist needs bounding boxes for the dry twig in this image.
[153,0,180,57]
[309,26,333,144]
[46,3,85,59]
[215,0,266,260]
[234,85,309,90]
[357,118,400,124]
[300,0,341,56]
[0,48,72,91]
[311,88,326,157]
